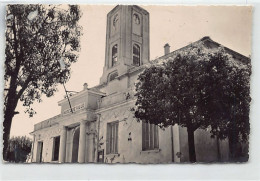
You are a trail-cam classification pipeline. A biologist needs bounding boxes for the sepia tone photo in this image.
[3,4,252,163]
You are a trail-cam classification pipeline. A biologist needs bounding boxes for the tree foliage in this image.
[4,4,82,160]
[134,42,251,162]
[6,136,32,163]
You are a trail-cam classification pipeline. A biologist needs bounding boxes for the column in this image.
[78,120,87,163]
[88,133,95,162]
[59,126,67,163]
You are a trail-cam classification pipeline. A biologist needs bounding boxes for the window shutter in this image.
[154,125,159,149]
[144,122,150,150]
[106,124,110,154]
[142,122,145,150]
[115,122,118,153]
[111,124,114,153]
[150,124,154,150]
[51,137,55,161]
[113,123,116,153]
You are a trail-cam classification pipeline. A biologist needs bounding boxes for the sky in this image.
[9,5,252,137]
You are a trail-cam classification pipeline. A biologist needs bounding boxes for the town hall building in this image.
[30,5,249,163]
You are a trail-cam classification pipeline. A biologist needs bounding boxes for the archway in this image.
[71,127,80,163]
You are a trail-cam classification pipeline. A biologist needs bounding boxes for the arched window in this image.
[112,44,118,67]
[133,44,140,66]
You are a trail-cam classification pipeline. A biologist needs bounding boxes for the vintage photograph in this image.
[3,4,252,163]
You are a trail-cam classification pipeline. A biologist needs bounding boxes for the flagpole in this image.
[59,57,74,113]
[62,83,73,113]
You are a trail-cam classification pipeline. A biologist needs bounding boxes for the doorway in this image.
[97,149,104,163]
[71,127,80,162]
[36,141,43,163]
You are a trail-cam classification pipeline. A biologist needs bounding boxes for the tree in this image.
[134,42,251,162]
[6,136,32,163]
[4,4,82,160]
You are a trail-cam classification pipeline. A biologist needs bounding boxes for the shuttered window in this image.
[106,121,119,154]
[142,122,159,151]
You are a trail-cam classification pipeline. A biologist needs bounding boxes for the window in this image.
[112,44,118,67]
[52,136,60,161]
[142,122,159,151]
[133,44,140,66]
[106,121,119,154]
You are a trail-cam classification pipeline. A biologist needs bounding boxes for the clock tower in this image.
[100,5,150,84]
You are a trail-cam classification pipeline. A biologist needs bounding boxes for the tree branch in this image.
[16,74,32,99]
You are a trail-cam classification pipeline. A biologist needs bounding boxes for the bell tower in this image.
[100,5,150,84]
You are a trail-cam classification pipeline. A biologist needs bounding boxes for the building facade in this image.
[30,5,249,163]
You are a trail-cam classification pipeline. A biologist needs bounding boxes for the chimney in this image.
[83,83,88,90]
[164,43,170,55]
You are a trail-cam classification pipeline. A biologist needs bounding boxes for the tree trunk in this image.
[3,109,15,161]
[187,127,196,163]
[3,91,18,161]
